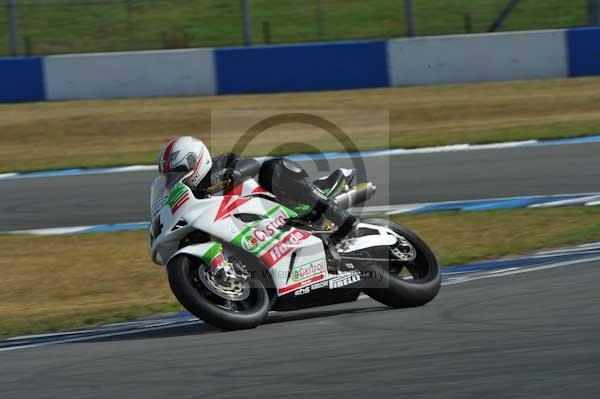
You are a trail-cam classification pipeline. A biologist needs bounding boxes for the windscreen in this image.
[150,175,169,219]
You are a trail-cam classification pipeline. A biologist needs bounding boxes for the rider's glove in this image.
[209,168,242,191]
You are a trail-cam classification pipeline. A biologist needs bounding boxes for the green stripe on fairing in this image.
[266,205,284,217]
[231,221,263,248]
[201,243,222,264]
[281,205,298,218]
[167,184,188,207]
[231,205,283,247]
[254,229,286,255]
[230,204,295,252]
[169,191,186,207]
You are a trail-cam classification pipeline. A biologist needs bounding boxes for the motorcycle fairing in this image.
[168,242,225,269]
[150,178,330,296]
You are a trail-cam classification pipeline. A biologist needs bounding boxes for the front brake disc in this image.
[197,264,251,301]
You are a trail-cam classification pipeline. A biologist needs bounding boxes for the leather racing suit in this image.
[189,152,356,242]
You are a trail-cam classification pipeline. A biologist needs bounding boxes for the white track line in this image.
[530,195,600,208]
[577,242,600,249]
[6,329,99,341]
[3,135,600,181]
[2,254,599,353]
[11,226,95,235]
[443,256,600,286]
[0,321,203,353]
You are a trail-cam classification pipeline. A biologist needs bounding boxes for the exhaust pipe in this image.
[334,182,376,209]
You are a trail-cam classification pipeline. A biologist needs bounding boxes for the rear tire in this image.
[167,255,271,330]
[361,219,441,308]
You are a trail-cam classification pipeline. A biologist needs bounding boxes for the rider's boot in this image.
[317,198,358,245]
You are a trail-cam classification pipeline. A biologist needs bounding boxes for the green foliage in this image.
[0,0,586,55]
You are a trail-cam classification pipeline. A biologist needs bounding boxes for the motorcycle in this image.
[148,165,441,330]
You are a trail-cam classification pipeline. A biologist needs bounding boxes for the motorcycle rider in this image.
[157,136,357,244]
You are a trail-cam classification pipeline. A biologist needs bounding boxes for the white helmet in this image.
[158,136,212,189]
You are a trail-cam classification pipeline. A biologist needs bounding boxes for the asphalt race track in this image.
[1,259,599,398]
[1,141,600,230]
[1,141,600,397]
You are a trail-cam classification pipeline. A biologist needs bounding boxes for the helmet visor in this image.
[163,171,189,190]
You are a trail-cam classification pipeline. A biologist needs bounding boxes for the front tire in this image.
[361,219,441,308]
[167,255,271,330]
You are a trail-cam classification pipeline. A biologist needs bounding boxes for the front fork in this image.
[170,242,241,283]
[201,243,225,270]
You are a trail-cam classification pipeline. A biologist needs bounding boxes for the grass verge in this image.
[2,206,600,338]
[0,0,585,55]
[1,77,600,173]
[394,207,600,266]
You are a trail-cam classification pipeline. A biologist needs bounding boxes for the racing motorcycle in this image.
[149,166,441,330]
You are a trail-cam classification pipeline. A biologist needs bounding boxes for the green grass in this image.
[0,303,182,341]
[2,206,600,338]
[0,0,587,56]
[393,207,600,266]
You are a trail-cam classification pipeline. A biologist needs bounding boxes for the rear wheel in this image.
[167,255,271,330]
[361,218,441,308]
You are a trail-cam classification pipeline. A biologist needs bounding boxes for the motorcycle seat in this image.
[313,168,356,197]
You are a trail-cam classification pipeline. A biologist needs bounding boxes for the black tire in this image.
[167,255,271,330]
[361,218,441,308]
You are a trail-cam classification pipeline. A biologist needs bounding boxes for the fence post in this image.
[405,0,415,37]
[126,0,134,50]
[464,12,472,33]
[241,0,252,46]
[261,21,271,44]
[24,34,31,55]
[7,0,19,56]
[315,0,325,39]
[488,0,522,32]
[588,0,600,26]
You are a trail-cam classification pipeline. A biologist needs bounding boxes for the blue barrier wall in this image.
[0,57,45,102]
[567,27,600,77]
[215,41,388,94]
[2,29,600,103]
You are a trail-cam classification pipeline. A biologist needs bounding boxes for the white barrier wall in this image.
[7,28,594,103]
[44,48,215,100]
[387,30,568,86]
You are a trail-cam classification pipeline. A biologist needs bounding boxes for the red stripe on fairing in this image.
[173,193,189,207]
[278,274,325,295]
[215,183,263,221]
[260,230,311,268]
[162,138,178,172]
[213,195,251,221]
[224,183,244,197]
[171,194,190,214]
[251,185,268,194]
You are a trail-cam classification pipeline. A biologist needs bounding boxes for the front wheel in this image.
[167,255,271,330]
[361,218,441,308]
